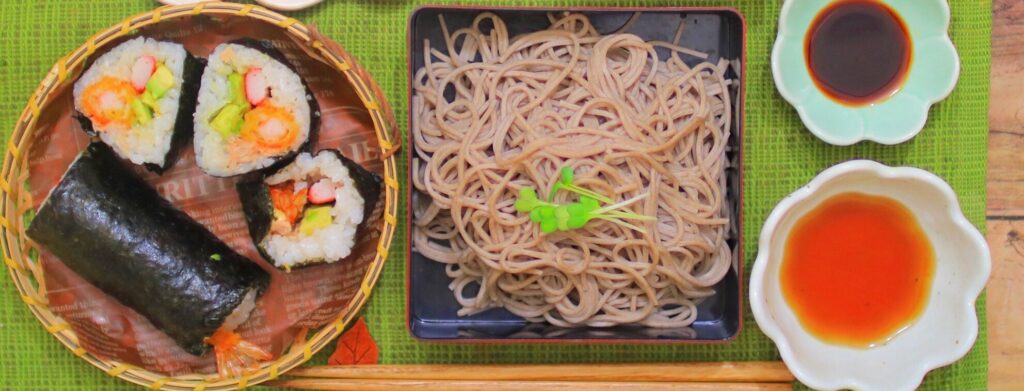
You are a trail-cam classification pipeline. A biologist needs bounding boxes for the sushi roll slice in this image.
[237,150,382,271]
[27,142,270,358]
[194,40,319,177]
[73,36,202,173]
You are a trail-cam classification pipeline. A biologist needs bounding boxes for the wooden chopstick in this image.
[284,362,794,383]
[270,362,795,390]
[269,379,792,391]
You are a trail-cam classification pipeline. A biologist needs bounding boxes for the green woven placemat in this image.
[0,0,989,389]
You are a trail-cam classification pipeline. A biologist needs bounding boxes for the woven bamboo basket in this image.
[1,3,399,390]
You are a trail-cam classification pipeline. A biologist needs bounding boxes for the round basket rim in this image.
[0,3,399,390]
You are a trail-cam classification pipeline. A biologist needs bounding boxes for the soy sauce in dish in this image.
[781,192,934,348]
[805,0,911,106]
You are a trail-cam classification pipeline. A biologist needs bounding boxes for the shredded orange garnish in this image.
[79,77,137,129]
[269,181,308,225]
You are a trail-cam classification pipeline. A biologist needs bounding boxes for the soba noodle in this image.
[412,12,734,328]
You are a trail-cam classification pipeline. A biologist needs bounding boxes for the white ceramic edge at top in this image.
[157,0,324,12]
[749,160,991,391]
[254,0,323,11]
[156,0,216,5]
[771,0,960,146]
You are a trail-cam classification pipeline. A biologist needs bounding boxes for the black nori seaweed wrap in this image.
[236,149,382,270]
[74,41,205,174]
[26,143,270,356]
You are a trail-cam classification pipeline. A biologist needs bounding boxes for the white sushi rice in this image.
[262,152,364,269]
[72,37,186,167]
[194,43,311,176]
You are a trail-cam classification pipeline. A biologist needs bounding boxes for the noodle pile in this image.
[412,12,735,328]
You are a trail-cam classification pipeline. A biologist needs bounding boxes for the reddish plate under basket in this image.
[405,6,746,343]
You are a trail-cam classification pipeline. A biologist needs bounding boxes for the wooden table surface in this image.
[987,1,1024,389]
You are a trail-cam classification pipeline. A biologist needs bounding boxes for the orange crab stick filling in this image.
[80,77,138,129]
[240,104,300,152]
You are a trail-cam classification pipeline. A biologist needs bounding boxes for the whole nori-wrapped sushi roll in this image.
[27,142,270,356]
[73,36,204,173]
[193,39,320,177]
[237,150,381,271]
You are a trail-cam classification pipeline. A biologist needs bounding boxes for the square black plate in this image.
[407,6,745,342]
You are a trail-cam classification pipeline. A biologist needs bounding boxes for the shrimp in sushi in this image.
[238,150,382,271]
[194,41,319,177]
[73,37,202,172]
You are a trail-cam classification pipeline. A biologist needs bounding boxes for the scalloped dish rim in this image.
[771,0,960,146]
[749,160,990,390]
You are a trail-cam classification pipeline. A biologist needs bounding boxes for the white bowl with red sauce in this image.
[750,160,989,391]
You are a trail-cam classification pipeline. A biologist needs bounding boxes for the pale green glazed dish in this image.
[772,0,959,145]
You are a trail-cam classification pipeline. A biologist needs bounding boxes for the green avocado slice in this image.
[146,65,175,99]
[130,98,153,125]
[299,206,332,236]
[210,104,245,139]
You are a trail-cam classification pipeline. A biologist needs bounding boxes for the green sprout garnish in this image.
[210,253,222,262]
[514,187,553,213]
[515,167,655,234]
[548,166,613,203]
